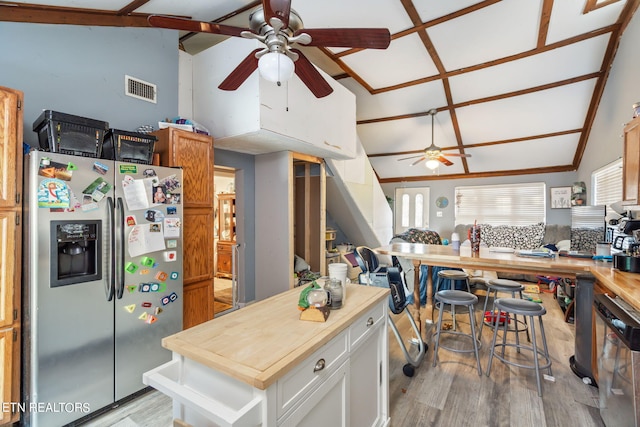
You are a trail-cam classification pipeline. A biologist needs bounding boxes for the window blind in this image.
[592,158,622,206]
[454,182,546,225]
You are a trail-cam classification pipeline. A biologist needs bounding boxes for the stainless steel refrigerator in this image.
[23,150,183,427]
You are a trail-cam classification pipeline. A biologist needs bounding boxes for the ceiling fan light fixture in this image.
[258,51,294,85]
[425,159,440,170]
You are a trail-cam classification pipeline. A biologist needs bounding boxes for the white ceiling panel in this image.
[293,0,413,33]
[358,110,457,155]
[340,33,439,88]
[456,79,597,144]
[464,134,580,172]
[449,34,609,104]
[547,0,627,44]
[340,78,447,121]
[427,0,541,71]
[137,0,254,21]
[9,0,131,9]
[414,0,486,22]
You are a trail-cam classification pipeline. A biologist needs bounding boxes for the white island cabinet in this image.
[144,284,390,427]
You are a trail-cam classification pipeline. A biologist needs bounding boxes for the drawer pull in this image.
[313,359,326,373]
[367,317,374,327]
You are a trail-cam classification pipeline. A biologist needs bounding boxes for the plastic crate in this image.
[32,110,108,158]
[102,129,156,165]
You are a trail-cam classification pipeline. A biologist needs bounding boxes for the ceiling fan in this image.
[148,0,391,98]
[398,109,471,169]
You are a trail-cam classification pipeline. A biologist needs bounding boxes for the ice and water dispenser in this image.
[50,220,101,287]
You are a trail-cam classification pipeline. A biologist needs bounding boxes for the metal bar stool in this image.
[486,298,552,396]
[431,270,471,330]
[432,289,482,376]
[478,278,530,343]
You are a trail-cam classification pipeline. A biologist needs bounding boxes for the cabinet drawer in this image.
[349,302,385,350]
[277,331,348,418]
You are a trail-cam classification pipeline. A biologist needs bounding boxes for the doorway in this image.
[214,166,237,316]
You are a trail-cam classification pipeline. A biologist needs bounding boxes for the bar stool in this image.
[486,298,552,396]
[432,270,471,330]
[432,289,482,376]
[477,278,529,342]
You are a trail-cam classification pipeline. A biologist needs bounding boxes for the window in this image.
[592,158,622,207]
[394,187,430,234]
[454,182,546,225]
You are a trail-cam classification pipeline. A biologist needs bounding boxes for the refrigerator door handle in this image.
[106,196,115,301]
[116,197,126,299]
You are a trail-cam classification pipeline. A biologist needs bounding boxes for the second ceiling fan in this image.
[398,109,471,169]
[148,0,391,98]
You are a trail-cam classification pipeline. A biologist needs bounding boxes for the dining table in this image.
[374,243,601,332]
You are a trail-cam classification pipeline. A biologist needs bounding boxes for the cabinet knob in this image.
[313,359,326,373]
[367,317,374,327]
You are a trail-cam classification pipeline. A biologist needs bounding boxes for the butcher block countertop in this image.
[162,283,389,390]
[589,263,640,310]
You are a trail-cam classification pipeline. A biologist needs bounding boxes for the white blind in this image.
[592,158,622,206]
[455,182,546,225]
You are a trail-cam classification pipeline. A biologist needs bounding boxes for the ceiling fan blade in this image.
[410,157,426,166]
[263,0,292,29]
[397,154,424,161]
[442,152,472,158]
[218,49,261,91]
[294,28,391,49]
[290,49,333,98]
[148,15,246,37]
[437,156,454,166]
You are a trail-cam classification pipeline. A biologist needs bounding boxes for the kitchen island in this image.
[144,283,390,427]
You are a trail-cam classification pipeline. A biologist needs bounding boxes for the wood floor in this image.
[80,289,604,427]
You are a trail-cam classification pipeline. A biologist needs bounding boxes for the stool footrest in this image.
[490,342,552,371]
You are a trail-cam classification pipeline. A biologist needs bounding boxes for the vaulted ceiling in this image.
[2,0,638,182]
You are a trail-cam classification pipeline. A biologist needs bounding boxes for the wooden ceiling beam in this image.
[368,129,583,158]
[0,2,156,26]
[378,164,577,183]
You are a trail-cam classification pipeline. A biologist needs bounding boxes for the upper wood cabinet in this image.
[151,127,215,327]
[152,127,214,208]
[0,86,23,426]
[623,116,640,205]
[0,87,23,209]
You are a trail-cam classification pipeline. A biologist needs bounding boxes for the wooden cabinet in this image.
[152,127,215,326]
[0,86,23,425]
[623,116,640,205]
[216,193,235,278]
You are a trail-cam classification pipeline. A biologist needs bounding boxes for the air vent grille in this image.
[125,75,157,103]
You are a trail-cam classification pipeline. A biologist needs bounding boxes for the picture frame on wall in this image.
[550,186,572,209]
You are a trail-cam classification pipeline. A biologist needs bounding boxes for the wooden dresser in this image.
[152,127,215,328]
[0,86,23,425]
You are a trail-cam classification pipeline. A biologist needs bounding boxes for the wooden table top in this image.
[376,243,640,311]
[162,283,388,390]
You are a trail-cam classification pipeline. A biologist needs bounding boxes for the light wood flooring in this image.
[80,288,604,427]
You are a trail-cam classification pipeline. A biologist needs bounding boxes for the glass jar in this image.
[307,288,327,308]
[325,278,343,309]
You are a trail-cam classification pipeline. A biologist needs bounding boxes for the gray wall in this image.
[214,148,256,302]
[1,22,179,145]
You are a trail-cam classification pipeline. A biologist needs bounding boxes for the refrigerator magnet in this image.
[127,285,137,293]
[139,269,150,275]
[141,302,152,308]
[154,307,163,315]
[145,315,157,325]
[124,304,136,313]
[169,272,179,280]
[92,161,108,175]
[140,256,155,267]
[166,239,177,249]
[126,215,137,226]
[163,218,181,237]
[163,251,177,262]
[39,160,73,181]
[125,262,139,274]
[166,206,177,215]
[138,312,148,320]
[156,271,168,281]
[38,178,70,208]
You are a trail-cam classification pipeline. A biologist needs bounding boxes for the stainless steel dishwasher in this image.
[594,293,640,427]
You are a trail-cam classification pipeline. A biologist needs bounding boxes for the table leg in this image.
[413,259,421,333]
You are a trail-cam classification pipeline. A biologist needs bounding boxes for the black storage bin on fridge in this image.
[102,129,156,165]
[32,110,109,158]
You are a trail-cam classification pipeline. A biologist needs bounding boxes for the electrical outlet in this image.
[437,211,443,217]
